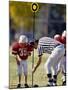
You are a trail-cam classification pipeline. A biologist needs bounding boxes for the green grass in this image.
[9,50,63,88]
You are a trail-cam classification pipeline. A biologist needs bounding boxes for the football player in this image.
[12,35,33,88]
[54,31,66,85]
[32,36,65,86]
[61,31,66,85]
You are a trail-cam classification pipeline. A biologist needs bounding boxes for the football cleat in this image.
[33,84,39,87]
[24,84,29,88]
[62,81,66,86]
[17,84,21,88]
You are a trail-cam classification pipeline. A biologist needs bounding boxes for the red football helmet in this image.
[54,34,61,42]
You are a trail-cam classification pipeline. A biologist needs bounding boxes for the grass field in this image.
[9,50,63,89]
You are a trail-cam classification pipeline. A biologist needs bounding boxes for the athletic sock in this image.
[53,75,57,86]
[47,74,53,86]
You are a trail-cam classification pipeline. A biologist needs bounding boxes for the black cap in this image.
[30,39,39,46]
[35,39,39,43]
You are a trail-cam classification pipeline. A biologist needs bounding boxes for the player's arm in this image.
[32,45,42,73]
[28,51,31,56]
[32,55,42,73]
[12,42,18,55]
[12,42,21,65]
[16,54,21,65]
[27,44,34,56]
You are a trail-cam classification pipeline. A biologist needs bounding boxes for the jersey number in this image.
[19,48,27,56]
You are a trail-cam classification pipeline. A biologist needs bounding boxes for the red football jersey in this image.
[12,42,34,60]
[61,36,66,44]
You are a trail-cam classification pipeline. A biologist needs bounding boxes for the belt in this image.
[54,44,60,48]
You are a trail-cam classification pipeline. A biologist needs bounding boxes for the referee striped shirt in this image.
[37,37,62,56]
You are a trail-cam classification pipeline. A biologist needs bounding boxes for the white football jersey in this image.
[37,37,62,56]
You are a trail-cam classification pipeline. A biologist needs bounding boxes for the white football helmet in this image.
[62,30,66,37]
[19,35,28,43]
[54,34,61,41]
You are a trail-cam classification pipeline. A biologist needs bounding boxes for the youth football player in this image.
[12,35,33,88]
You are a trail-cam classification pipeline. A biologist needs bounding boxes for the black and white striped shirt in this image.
[37,37,62,56]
